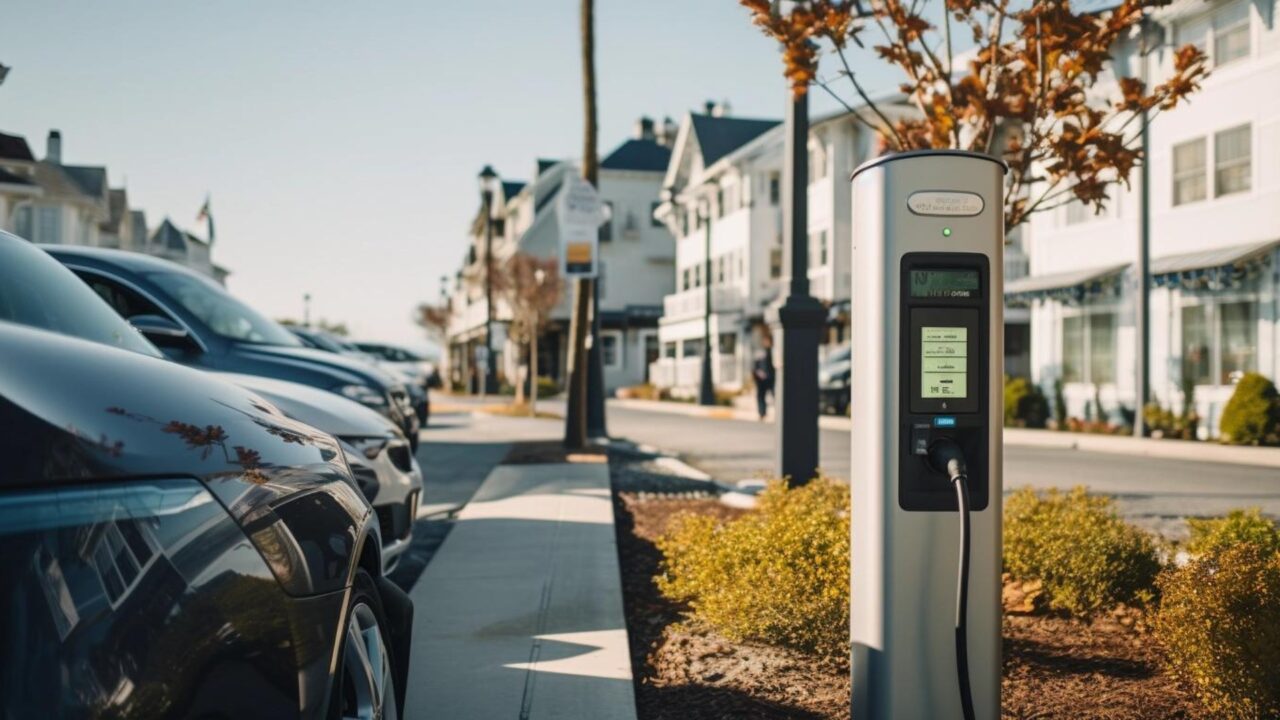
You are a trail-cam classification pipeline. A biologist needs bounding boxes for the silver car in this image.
[217,372,423,571]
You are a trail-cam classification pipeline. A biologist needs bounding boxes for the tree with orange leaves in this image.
[740,0,1208,231]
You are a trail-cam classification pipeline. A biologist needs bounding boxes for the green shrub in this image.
[1003,376,1049,428]
[1003,487,1161,616]
[535,376,560,398]
[1052,378,1068,430]
[1219,372,1280,446]
[656,479,850,661]
[1155,544,1280,719]
[1186,508,1280,557]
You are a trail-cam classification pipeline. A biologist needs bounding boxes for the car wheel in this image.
[333,569,400,720]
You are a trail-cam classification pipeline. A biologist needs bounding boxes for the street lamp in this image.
[698,185,717,406]
[771,0,825,486]
[478,164,499,398]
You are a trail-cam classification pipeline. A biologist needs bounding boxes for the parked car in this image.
[354,341,440,390]
[41,245,420,447]
[819,344,851,415]
[293,327,431,425]
[0,237,410,718]
[218,372,423,570]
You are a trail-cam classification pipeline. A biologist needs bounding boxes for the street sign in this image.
[557,175,609,278]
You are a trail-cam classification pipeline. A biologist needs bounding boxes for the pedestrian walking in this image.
[752,338,775,420]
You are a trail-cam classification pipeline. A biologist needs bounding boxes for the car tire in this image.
[331,569,401,720]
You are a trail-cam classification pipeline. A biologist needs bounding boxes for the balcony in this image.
[647,355,743,390]
[661,286,744,322]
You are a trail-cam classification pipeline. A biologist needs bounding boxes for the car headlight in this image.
[334,383,389,411]
[344,436,390,460]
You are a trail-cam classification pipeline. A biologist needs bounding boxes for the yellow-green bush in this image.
[1186,508,1280,557]
[1003,487,1160,616]
[1155,544,1280,719]
[1219,372,1280,446]
[655,479,849,661]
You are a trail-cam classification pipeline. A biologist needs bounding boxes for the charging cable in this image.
[928,438,976,720]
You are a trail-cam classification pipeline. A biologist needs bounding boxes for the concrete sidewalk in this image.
[608,397,1280,469]
[404,450,637,719]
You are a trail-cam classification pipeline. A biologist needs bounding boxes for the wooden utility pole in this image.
[565,0,597,449]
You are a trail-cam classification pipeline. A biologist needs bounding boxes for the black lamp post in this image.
[478,165,499,398]
[699,188,717,406]
[772,3,824,486]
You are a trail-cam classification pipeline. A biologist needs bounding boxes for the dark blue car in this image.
[42,245,420,448]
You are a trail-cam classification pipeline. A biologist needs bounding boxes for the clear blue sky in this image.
[0,1,897,350]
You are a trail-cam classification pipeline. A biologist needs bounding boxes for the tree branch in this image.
[833,45,909,148]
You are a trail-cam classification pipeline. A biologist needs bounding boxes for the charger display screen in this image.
[921,326,968,399]
[910,269,979,299]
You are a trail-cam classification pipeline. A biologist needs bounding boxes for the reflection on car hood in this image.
[213,373,400,439]
[0,323,345,488]
[234,343,401,389]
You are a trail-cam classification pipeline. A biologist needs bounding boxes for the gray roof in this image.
[61,165,107,198]
[501,180,526,201]
[1151,239,1279,278]
[689,114,780,166]
[32,162,102,202]
[601,138,671,172]
[0,131,34,162]
[151,218,206,252]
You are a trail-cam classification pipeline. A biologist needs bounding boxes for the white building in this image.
[648,105,888,395]
[1010,0,1280,435]
[0,128,228,284]
[445,118,677,393]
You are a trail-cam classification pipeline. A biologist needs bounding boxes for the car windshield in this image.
[0,234,163,358]
[147,270,301,346]
[305,331,349,354]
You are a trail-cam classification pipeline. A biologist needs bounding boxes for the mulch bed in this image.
[614,491,1204,720]
[501,440,606,465]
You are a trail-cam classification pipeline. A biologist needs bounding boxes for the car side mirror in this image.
[129,314,197,353]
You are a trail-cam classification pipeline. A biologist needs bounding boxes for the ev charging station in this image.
[850,150,1005,720]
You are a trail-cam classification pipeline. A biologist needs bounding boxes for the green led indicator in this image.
[942,227,952,237]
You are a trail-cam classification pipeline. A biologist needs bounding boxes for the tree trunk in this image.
[515,338,526,406]
[565,0,597,449]
[530,331,540,416]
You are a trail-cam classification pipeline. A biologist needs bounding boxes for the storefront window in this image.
[1181,305,1211,385]
[718,333,736,355]
[682,338,703,358]
[1062,316,1085,383]
[1220,301,1256,383]
[1089,313,1116,384]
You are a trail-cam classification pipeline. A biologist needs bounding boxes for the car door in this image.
[74,269,209,362]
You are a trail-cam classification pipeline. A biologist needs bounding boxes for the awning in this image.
[1004,263,1128,305]
[1151,239,1278,289]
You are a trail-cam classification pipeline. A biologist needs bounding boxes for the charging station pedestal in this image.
[850,150,1005,719]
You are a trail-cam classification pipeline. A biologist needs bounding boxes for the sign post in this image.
[850,150,1005,720]
[557,175,607,280]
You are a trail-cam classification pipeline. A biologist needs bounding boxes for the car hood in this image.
[213,372,401,439]
[0,323,347,489]
[232,343,401,389]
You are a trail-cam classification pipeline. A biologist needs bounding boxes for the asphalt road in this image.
[596,403,1280,537]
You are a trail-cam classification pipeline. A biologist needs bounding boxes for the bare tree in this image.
[500,253,563,412]
[740,0,1209,231]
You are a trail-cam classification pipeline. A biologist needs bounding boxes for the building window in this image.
[819,230,829,266]
[770,246,783,279]
[651,201,663,227]
[599,201,614,241]
[1062,311,1115,384]
[1089,313,1115,384]
[682,338,703,358]
[768,172,780,205]
[1181,305,1212,385]
[1172,138,1206,206]
[718,332,737,355]
[1212,0,1250,66]
[694,264,703,288]
[1214,124,1251,197]
[14,205,32,239]
[682,268,691,291]
[37,206,62,244]
[1065,200,1089,225]
[1063,316,1084,383]
[717,256,726,284]
[601,332,622,368]
[663,341,677,359]
[1220,301,1256,383]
